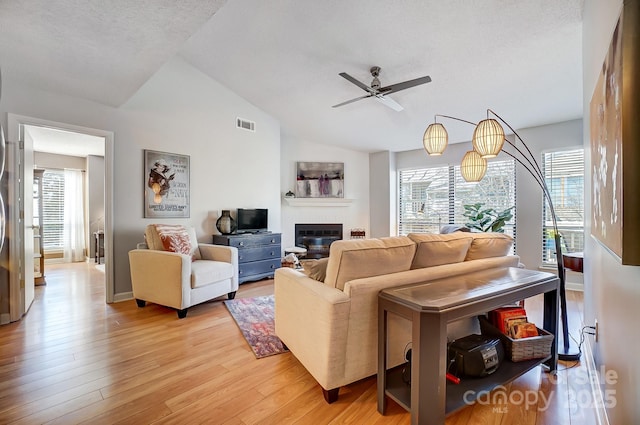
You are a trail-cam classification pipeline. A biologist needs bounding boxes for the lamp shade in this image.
[460,150,487,182]
[423,123,448,156]
[472,118,505,158]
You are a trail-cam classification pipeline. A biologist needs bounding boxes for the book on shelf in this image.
[509,322,540,339]
[489,306,527,334]
[504,316,528,333]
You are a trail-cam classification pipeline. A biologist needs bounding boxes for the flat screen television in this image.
[236,208,268,233]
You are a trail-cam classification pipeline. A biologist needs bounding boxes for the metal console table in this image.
[377,267,559,425]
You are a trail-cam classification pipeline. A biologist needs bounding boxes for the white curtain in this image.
[63,169,85,262]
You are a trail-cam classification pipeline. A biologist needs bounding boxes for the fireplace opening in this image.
[295,224,343,259]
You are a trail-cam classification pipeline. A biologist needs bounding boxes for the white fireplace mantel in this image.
[283,197,353,207]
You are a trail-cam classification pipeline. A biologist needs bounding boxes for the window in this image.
[453,160,516,238]
[42,170,65,251]
[398,166,450,234]
[399,159,516,240]
[542,148,585,265]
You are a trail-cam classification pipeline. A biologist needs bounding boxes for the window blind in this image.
[453,160,516,240]
[542,148,585,265]
[399,159,516,245]
[42,170,65,250]
[398,166,450,234]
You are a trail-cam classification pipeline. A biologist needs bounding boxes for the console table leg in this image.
[377,304,388,414]
[543,286,559,371]
[413,311,447,425]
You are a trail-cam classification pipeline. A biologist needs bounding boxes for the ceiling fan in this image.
[332,66,432,112]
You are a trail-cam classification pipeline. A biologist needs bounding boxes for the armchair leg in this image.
[135,299,146,308]
[227,291,237,300]
[322,387,339,404]
[177,308,188,319]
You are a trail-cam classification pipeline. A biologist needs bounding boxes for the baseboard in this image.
[113,291,133,303]
[583,339,611,425]
[566,282,584,292]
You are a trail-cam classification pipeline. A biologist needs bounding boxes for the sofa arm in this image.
[128,249,192,309]
[274,268,351,389]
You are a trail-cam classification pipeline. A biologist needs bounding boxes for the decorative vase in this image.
[216,210,236,235]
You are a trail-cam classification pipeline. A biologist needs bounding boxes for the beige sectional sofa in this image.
[274,232,519,403]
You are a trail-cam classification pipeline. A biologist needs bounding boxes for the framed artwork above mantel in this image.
[295,161,345,198]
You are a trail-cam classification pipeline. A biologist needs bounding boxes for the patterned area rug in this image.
[224,295,288,359]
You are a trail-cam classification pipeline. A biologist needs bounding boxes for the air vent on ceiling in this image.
[236,117,255,132]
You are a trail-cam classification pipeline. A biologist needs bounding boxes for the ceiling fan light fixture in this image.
[333,66,431,111]
[423,123,448,156]
[460,150,487,182]
[472,118,505,158]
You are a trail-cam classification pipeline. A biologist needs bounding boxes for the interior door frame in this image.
[6,120,35,321]
[7,114,115,320]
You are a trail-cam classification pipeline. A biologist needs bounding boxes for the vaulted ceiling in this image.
[0,0,584,153]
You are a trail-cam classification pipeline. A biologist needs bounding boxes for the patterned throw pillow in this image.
[153,224,193,258]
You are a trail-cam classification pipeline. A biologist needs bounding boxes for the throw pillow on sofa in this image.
[408,233,473,269]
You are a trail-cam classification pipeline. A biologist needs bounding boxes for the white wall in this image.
[117,58,281,294]
[1,57,281,296]
[584,1,640,423]
[369,151,395,238]
[279,136,369,249]
[34,151,86,170]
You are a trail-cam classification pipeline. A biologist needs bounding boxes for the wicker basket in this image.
[478,315,554,362]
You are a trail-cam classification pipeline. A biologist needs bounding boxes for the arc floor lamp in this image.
[423,109,581,361]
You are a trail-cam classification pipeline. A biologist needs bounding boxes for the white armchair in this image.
[128,225,238,318]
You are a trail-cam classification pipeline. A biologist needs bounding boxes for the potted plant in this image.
[463,203,514,233]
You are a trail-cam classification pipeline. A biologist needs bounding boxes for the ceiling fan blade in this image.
[379,75,432,95]
[374,94,404,112]
[332,94,373,108]
[339,72,376,94]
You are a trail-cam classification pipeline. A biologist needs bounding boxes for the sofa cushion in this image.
[324,236,416,291]
[408,233,473,269]
[301,257,330,282]
[465,233,514,260]
[190,260,234,288]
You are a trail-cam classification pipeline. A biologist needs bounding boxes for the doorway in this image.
[7,114,114,322]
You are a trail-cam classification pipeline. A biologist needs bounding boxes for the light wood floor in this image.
[0,262,598,424]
